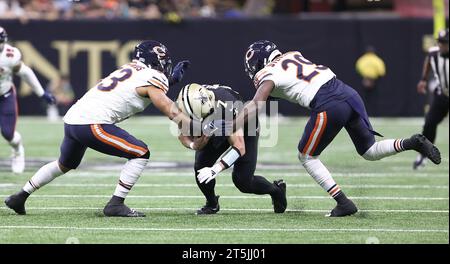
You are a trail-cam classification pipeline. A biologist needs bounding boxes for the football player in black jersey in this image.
[176,83,287,214]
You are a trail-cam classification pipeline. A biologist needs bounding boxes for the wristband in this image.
[219,146,242,169]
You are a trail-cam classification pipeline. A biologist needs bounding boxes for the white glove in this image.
[197,164,223,184]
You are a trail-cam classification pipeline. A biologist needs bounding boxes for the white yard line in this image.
[1,207,447,214]
[0,183,448,189]
[0,194,447,200]
[60,171,449,178]
[0,225,446,233]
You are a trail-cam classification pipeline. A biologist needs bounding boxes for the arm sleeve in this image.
[16,62,45,97]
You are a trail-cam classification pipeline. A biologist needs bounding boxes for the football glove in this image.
[42,91,56,105]
[197,164,223,184]
[169,60,190,85]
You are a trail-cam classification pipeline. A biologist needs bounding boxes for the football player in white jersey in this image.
[0,26,55,173]
[5,40,194,217]
[232,40,441,217]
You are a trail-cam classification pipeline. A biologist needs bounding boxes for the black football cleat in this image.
[103,203,145,217]
[196,196,220,215]
[271,180,287,213]
[326,199,358,217]
[4,190,29,215]
[409,134,441,165]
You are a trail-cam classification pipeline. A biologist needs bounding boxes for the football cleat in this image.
[413,154,427,170]
[326,199,358,217]
[196,195,220,215]
[4,190,29,215]
[103,202,145,217]
[271,180,287,213]
[409,134,441,165]
[11,144,25,173]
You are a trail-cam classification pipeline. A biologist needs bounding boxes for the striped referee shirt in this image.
[428,46,449,97]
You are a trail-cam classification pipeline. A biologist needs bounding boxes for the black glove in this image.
[169,60,190,85]
[42,91,56,105]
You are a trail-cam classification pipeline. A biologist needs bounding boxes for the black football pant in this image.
[423,93,449,143]
[194,134,278,204]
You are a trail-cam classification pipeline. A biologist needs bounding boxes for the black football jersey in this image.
[202,85,257,147]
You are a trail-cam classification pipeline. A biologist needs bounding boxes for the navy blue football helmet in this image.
[437,28,449,43]
[133,40,173,78]
[244,40,282,80]
[0,27,7,43]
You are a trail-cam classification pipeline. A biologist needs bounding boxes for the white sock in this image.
[23,161,64,194]
[113,158,148,198]
[8,131,22,150]
[299,154,341,198]
[363,139,404,161]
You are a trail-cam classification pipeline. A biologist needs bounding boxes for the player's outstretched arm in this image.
[197,129,245,184]
[13,62,55,104]
[417,55,431,94]
[233,80,275,132]
[145,85,194,135]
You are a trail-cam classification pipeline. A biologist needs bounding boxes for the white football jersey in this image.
[253,51,335,108]
[0,43,22,95]
[63,60,169,124]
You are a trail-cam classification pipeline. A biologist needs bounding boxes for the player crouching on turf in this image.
[176,83,287,214]
[236,40,441,217]
[0,26,56,173]
[5,40,193,217]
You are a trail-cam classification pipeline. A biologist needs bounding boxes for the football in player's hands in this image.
[192,135,209,150]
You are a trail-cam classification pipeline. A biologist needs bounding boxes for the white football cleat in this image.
[11,144,25,173]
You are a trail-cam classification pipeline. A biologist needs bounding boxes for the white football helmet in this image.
[176,83,215,120]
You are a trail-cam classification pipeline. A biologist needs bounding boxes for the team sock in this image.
[22,160,64,194]
[113,158,148,199]
[363,139,406,160]
[249,175,279,195]
[8,131,22,151]
[301,156,341,198]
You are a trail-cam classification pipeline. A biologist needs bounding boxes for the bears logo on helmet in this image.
[244,40,282,80]
[133,40,173,78]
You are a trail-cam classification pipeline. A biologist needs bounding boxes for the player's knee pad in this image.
[362,143,381,161]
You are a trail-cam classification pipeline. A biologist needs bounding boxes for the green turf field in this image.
[0,116,448,244]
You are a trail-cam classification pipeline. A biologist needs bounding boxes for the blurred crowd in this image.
[0,0,447,20]
[0,0,274,20]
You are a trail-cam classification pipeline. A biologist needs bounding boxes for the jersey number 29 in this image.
[281,54,328,82]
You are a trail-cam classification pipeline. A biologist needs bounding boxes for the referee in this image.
[414,29,449,169]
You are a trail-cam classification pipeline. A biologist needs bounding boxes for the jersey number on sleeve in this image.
[281,54,328,82]
[97,68,132,91]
